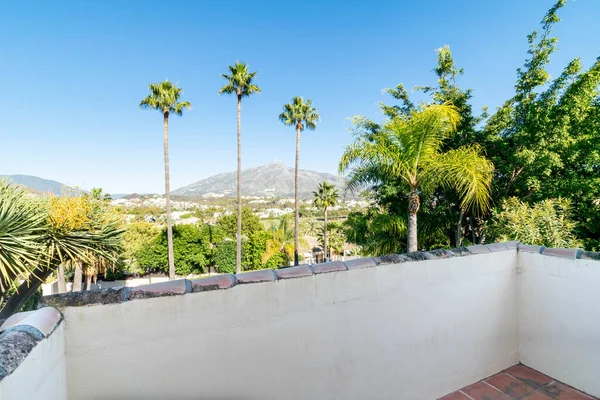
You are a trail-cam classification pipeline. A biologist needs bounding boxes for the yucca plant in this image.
[0,180,45,296]
[0,180,124,318]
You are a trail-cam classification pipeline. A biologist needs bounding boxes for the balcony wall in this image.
[58,249,518,400]
[2,244,599,400]
[0,310,66,400]
[519,250,600,396]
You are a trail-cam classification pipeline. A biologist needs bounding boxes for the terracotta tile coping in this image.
[0,307,63,382]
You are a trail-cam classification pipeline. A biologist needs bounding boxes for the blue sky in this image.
[1,0,599,194]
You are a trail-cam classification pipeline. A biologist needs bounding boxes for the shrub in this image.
[487,197,583,248]
[265,252,291,269]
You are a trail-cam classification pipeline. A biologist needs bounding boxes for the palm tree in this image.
[279,97,320,265]
[312,181,339,262]
[340,103,494,252]
[140,80,191,280]
[219,61,261,274]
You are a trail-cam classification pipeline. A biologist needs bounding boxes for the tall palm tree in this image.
[312,181,339,262]
[219,61,261,274]
[279,97,320,265]
[340,103,494,252]
[140,80,191,280]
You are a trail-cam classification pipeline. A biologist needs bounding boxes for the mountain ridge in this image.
[172,161,349,199]
[0,174,77,196]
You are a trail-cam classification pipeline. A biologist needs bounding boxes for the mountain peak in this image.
[172,162,347,199]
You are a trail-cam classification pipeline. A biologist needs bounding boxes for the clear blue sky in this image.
[1,0,598,194]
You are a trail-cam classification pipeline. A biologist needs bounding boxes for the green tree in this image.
[140,80,191,280]
[137,224,212,276]
[89,188,112,201]
[487,197,582,248]
[344,208,407,256]
[483,0,600,250]
[122,221,160,273]
[312,181,339,261]
[262,214,296,265]
[219,61,261,274]
[318,221,346,259]
[244,230,270,270]
[217,207,264,239]
[279,97,320,265]
[340,104,494,252]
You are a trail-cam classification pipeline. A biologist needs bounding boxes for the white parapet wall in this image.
[60,250,519,400]
[519,251,600,397]
[0,312,67,400]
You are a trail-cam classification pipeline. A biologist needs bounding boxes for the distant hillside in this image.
[172,161,350,199]
[0,174,78,196]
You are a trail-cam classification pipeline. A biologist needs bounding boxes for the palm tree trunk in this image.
[294,124,301,266]
[323,207,328,262]
[407,189,420,253]
[164,112,175,280]
[455,209,464,247]
[72,262,83,292]
[236,94,242,274]
[0,266,54,320]
[57,263,67,293]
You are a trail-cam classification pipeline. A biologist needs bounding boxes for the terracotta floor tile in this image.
[504,365,553,389]
[524,392,555,400]
[462,381,513,400]
[486,372,537,399]
[438,391,471,400]
[542,382,597,400]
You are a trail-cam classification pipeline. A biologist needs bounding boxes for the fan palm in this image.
[279,97,320,265]
[219,61,261,274]
[340,103,494,252]
[312,181,339,262]
[140,80,191,279]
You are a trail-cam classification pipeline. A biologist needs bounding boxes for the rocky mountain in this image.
[0,174,77,196]
[172,161,349,199]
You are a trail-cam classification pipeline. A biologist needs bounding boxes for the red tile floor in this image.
[439,364,598,400]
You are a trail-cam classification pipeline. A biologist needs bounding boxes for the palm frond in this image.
[140,80,191,116]
[279,96,320,131]
[218,61,261,98]
[429,145,494,214]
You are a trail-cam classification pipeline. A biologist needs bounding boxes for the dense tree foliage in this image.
[341,0,599,253]
[137,224,215,275]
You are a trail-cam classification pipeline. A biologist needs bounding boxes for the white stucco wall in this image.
[63,250,518,400]
[518,252,600,397]
[0,322,67,400]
